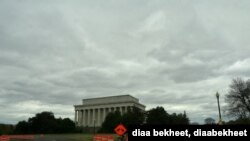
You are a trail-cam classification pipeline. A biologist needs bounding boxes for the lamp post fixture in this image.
[216,92,222,124]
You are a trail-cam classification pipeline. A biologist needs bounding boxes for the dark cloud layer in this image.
[1,0,250,124]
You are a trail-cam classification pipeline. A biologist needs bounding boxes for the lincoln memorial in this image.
[74,95,145,127]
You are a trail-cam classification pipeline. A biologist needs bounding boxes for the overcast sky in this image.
[1,0,250,124]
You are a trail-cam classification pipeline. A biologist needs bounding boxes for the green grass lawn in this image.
[66,134,93,141]
[41,134,93,141]
[41,134,117,141]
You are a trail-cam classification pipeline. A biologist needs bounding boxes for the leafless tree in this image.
[225,78,250,119]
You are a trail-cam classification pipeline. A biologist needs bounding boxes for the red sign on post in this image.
[93,135,114,141]
[114,124,127,136]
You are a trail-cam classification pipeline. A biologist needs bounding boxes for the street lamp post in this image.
[93,119,96,135]
[216,92,222,124]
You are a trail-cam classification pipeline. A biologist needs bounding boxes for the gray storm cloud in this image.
[0,0,250,124]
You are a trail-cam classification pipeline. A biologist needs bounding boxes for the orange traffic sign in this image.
[114,124,127,136]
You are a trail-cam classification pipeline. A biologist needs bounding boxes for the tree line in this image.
[2,107,189,134]
[99,106,189,133]
[14,112,75,134]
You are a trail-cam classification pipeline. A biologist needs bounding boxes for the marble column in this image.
[87,109,91,126]
[93,109,96,127]
[75,110,77,123]
[82,110,85,126]
[76,110,79,124]
[78,110,82,126]
[103,108,106,122]
[97,108,101,126]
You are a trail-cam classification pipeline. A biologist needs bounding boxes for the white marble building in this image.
[74,95,145,127]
